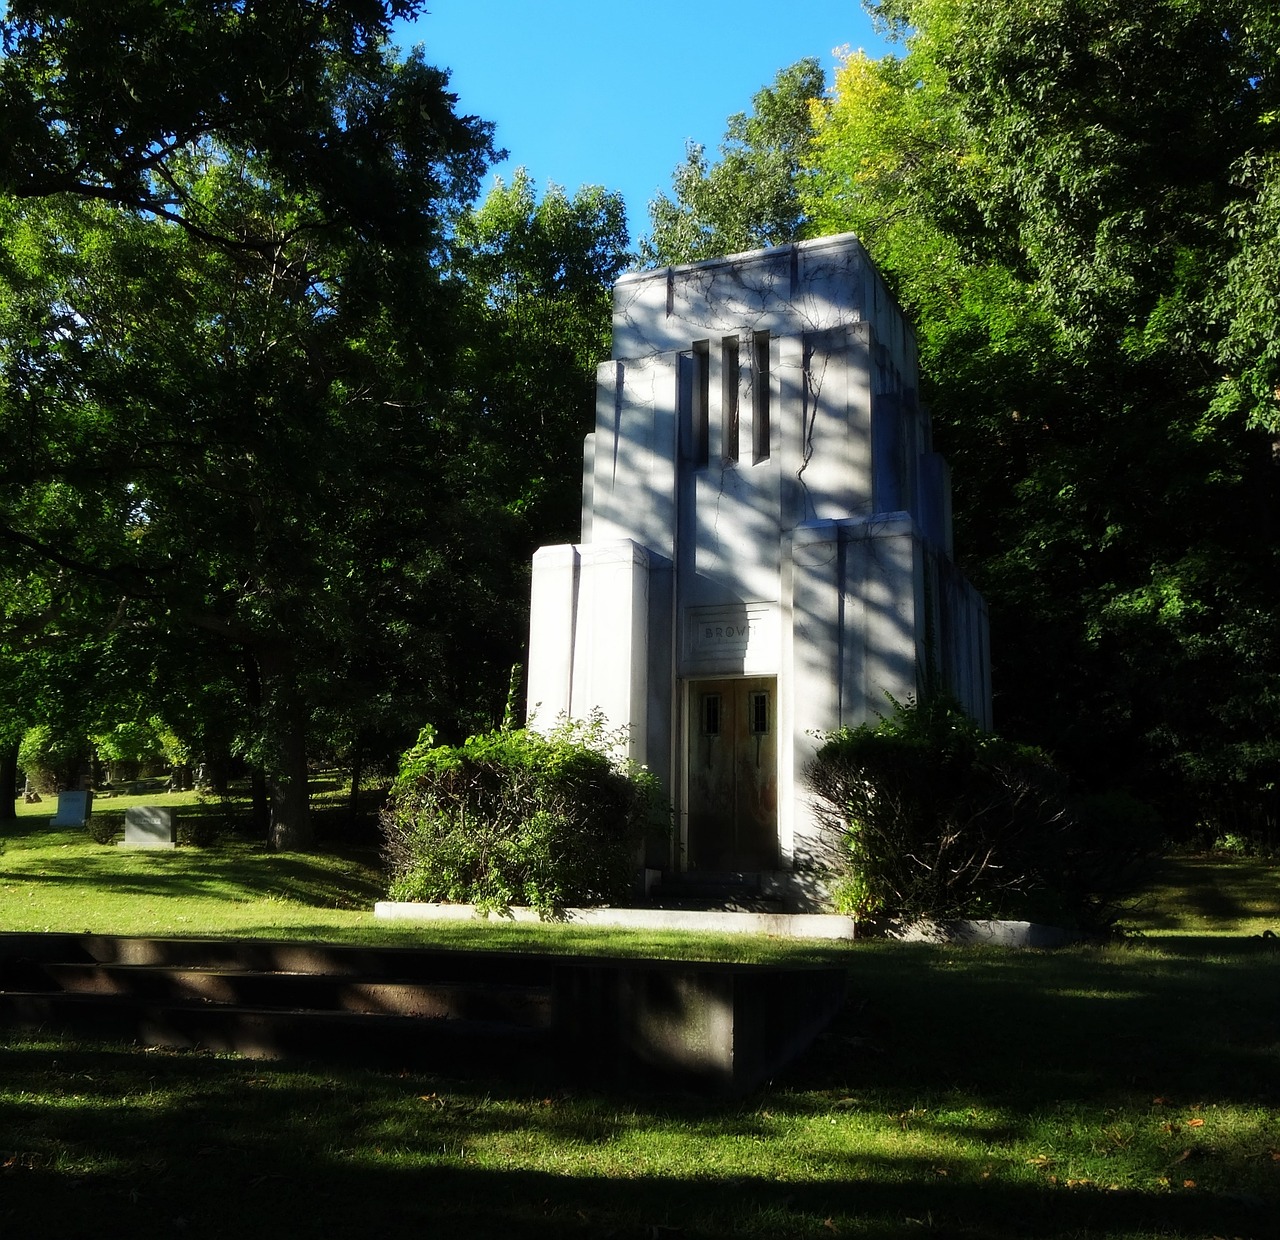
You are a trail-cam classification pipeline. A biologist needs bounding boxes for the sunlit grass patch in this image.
[1126,854,1280,936]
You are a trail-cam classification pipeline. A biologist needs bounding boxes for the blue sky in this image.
[394,1,894,245]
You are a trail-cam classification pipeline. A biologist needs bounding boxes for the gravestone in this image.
[526,234,991,905]
[122,806,177,849]
[50,791,92,827]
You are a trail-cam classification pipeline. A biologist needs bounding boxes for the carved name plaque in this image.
[683,603,779,674]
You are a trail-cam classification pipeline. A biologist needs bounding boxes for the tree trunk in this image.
[209,754,230,799]
[250,766,270,837]
[259,651,312,851]
[0,739,18,824]
[268,719,311,850]
[347,732,365,833]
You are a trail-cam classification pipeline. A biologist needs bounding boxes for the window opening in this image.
[752,331,771,463]
[692,340,710,469]
[701,693,722,737]
[749,691,769,736]
[722,335,739,464]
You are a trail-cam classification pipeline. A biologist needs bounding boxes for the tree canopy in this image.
[0,0,489,248]
[799,0,1280,838]
[641,58,825,267]
[0,5,509,843]
[453,170,631,543]
[0,6,631,844]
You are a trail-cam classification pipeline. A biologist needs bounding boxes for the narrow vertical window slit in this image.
[722,335,739,464]
[752,331,771,463]
[692,340,710,469]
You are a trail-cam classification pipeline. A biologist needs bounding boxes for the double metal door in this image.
[686,676,778,871]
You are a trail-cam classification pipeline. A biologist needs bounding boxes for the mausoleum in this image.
[526,234,990,904]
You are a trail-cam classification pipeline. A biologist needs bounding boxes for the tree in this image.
[0,0,484,249]
[802,3,1280,839]
[0,12,499,848]
[0,8,637,849]
[641,58,825,267]
[453,170,630,542]
[395,172,633,735]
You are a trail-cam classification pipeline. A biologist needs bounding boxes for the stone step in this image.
[645,889,788,913]
[0,989,552,1072]
[0,932,560,984]
[659,871,765,889]
[0,931,849,1095]
[38,963,553,1026]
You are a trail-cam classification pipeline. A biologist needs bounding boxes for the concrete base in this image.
[374,901,858,940]
[117,841,177,850]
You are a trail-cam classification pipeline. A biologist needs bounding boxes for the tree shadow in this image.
[0,1030,1270,1240]
[1131,857,1280,931]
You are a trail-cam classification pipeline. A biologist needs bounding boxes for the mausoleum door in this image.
[686,677,778,871]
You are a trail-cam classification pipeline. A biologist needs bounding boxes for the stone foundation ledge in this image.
[373,901,858,940]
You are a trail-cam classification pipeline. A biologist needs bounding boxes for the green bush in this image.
[380,717,666,916]
[87,815,120,846]
[178,815,221,849]
[806,697,1157,929]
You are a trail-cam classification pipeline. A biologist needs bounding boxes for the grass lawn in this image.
[2,797,1278,1238]
[1126,854,1280,940]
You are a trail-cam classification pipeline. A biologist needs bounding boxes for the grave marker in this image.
[122,806,177,849]
[50,791,92,827]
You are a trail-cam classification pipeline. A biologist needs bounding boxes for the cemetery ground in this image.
[0,790,1278,1238]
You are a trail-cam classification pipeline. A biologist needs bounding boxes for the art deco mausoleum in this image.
[526,235,990,901]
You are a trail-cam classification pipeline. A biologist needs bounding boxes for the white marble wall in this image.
[527,234,991,887]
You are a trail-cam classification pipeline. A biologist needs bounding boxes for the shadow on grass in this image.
[0,1035,1270,1240]
[790,941,1280,1109]
[2,835,386,913]
[1131,857,1280,931]
[11,860,384,911]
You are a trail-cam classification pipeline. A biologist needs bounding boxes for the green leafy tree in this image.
[395,172,632,738]
[641,58,825,267]
[802,3,1280,838]
[454,170,630,541]
[0,545,126,818]
[0,0,485,249]
[0,14,498,848]
[0,9,637,848]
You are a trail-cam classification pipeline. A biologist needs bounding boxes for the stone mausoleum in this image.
[526,234,990,904]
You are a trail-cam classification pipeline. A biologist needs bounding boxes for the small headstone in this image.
[50,790,92,827]
[122,806,177,849]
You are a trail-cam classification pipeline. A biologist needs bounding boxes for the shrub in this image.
[87,815,120,846]
[806,697,1157,929]
[178,815,222,848]
[380,716,666,916]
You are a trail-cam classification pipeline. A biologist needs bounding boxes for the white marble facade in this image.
[527,235,990,896]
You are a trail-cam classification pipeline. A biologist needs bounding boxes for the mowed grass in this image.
[1126,854,1280,939]
[2,799,1278,1238]
[1,791,391,940]
[0,796,827,959]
